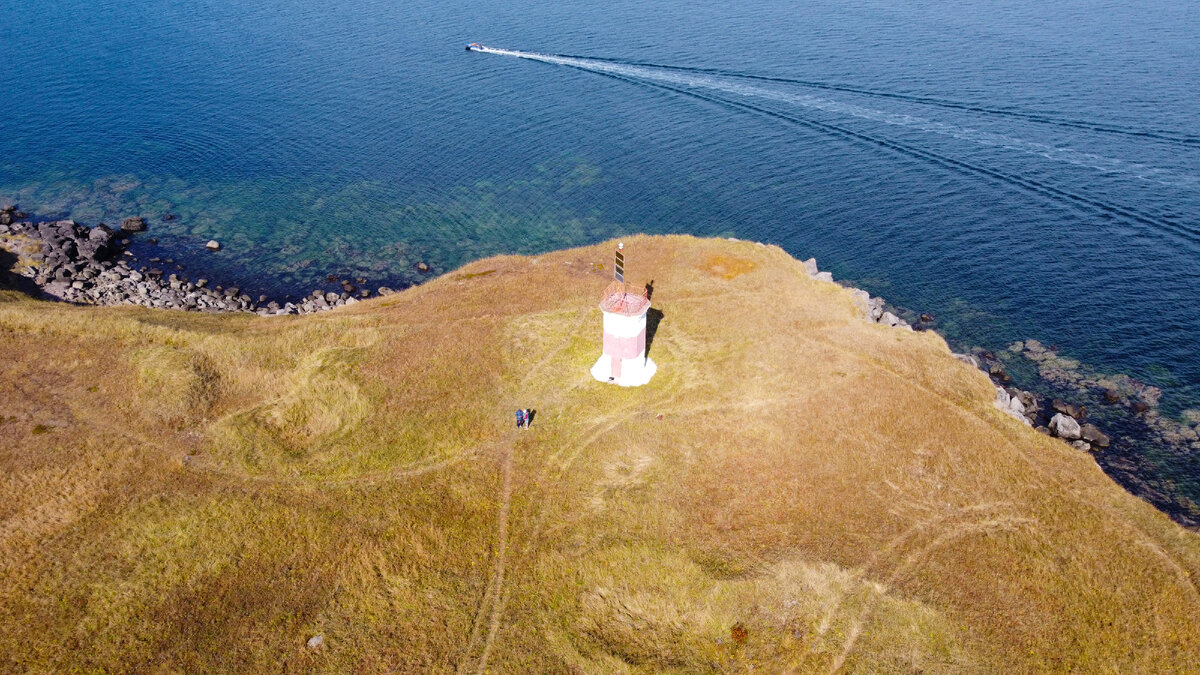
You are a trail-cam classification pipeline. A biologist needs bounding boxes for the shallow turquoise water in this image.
[2,0,1199,513]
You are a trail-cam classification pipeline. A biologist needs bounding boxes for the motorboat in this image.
[465,42,483,51]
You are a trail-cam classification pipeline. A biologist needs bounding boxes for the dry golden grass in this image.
[1,235,1199,672]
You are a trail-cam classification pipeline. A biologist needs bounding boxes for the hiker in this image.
[523,409,532,429]
[515,409,524,429]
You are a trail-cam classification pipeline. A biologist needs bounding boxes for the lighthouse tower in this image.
[591,243,657,386]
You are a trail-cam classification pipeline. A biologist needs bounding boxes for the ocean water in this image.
[2,1,1199,517]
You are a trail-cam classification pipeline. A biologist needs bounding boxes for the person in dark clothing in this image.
[515,409,525,429]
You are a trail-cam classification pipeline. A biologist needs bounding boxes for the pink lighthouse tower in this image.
[591,243,657,386]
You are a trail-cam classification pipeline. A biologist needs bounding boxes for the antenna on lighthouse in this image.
[614,242,625,286]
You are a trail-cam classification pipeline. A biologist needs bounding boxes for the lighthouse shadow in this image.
[645,307,664,358]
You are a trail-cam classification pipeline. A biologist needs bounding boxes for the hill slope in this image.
[2,235,1198,672]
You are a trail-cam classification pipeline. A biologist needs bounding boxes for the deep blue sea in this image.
[2,1,1199,518]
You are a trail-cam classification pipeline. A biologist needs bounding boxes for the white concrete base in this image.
[591,354,657,387]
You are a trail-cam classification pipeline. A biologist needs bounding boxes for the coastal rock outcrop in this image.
[1,217,388,317]
[993,385,1033,425]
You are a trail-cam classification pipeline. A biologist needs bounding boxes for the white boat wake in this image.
[472,46,1198,190]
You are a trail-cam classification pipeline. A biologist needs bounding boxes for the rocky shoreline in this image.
[796,252,1117,455]
[0,208,407,316]
[796,250,1199,526]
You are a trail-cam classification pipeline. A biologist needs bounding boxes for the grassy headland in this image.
[1,235,1198,672]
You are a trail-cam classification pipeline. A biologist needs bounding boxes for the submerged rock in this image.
[1080,423,1110,448]
[1051,399,1086,420]
[120,217,146,232]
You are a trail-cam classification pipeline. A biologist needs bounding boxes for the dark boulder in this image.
[120,217,147,233]
[1102,388,1122,404]
[76,241,110,262]
[1131,401,1150,414]
[1051,399,1086,420]
[38,221,72,238]
[988,363,1010,382]
[88,224,115,243]
[1016,390,1038,411]
[1080,424,1110,448]
[50,238,78,259]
